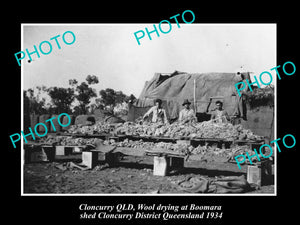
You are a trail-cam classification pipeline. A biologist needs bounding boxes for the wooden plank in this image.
[56,132,73,136]
[233,140,265,144]
[192,138,224,142]
[55,145,86,155]
[124,135,178,143]
[24,142,43,147]
[70,133,109,138]
[187,154,204,161]
[176,139,191,145]
[145,148,185,157]
[91,145,116,153]
[115,134,128,138]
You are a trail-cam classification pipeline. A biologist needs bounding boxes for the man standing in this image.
[143,99,168,124]
[232,72,249,121]
[178,99,197,124]
[210,101,230,123]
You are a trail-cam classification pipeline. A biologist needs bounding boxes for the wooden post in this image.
[153,156,169,176]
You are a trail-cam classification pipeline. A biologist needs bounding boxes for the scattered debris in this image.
[54,162,90,171]
[176,175,252,193]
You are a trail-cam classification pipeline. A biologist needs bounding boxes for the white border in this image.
[21,23,277,196]
[21,23,24,195]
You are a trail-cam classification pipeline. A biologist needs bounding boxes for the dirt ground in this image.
[23,152,274,194]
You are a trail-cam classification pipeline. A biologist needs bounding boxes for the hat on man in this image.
[155,99,162,105]
[182,99,191,106]
[215,100,223,106]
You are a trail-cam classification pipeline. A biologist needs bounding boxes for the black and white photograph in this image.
[21,23,276,195]
[5,5,298,224]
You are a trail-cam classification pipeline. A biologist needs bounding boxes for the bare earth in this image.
[23,153,274,194]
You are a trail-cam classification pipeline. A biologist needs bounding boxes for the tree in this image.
[115,91,127,104]
[99,88,116,107]
[47,87,75,114]
[69,79,78,87]
[126,94,137,103]
[25,87,47,114]
[69,75,99,114]
[76,82,97,113]
[86,75,99,85]
[99,88,136,107]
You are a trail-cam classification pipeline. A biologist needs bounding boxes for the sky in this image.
[22,24,276,98]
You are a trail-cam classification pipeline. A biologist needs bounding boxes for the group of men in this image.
[142,98,229,124]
